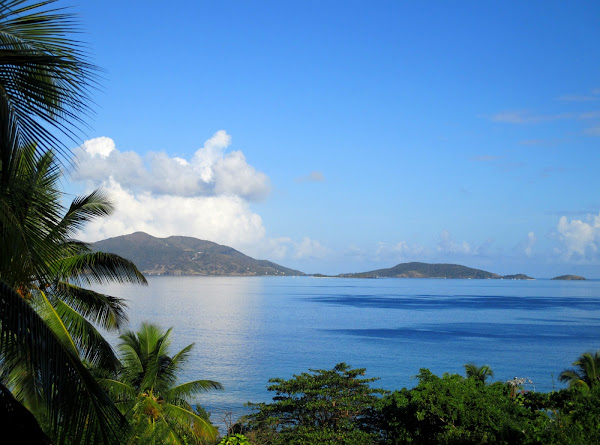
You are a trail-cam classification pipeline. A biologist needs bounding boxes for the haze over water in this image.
[97,276,600,425]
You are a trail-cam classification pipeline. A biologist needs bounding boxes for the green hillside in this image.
[338,262,503,279]
[92,232,305,276]
[552,275,586,280]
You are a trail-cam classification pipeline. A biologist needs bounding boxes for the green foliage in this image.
[244,363,385,444]
[239,352,600,445]
[376,369,544,444]
[558,350,600,389]
[99,322,223,445]
[520,386,600,444]
[464,362,494,384]
[0,0,99,161]
[218,433,252,445]
[0,144,146,443]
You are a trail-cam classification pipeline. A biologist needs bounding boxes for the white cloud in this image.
[77,178,266,251]
[81,136,116,158]
[556,213,600,258]
[437,230,473,255]
[71,132,273,255]
[375,241,426,260]
[73,131,270,200]
[524,232,536,257]
[71,132,332,266]
[294,237,331,259]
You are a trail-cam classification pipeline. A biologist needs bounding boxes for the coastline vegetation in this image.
[223,355,600,445]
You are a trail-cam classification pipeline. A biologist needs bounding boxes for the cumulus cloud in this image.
[437,230,473,255]
[77,178,266,250]
[294,237,331,259]
[71,132,276,254]
[73,131,270,200]
[524,232,536,257]
[375,241,426,260]
[71,132,333,264]
[556,213,600,258]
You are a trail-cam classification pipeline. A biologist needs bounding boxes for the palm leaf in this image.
[51,297,120,370]
[55,251,147,286]
[97,378,137,406]
[163,403,220,442]
[49,189,115,240]
[166,379,224,404]
[53,281,128,330]
[0,281,130,444]
[0,0,100,162]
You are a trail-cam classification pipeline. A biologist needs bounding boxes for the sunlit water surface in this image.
[94,276,600,429]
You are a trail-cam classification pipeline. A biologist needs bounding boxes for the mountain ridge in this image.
[92,232,305,276]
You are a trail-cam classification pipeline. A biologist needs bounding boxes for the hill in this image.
[502,274,534,280]
[92,232,305,276]
[552,275,586,280]
[337,262,529,279]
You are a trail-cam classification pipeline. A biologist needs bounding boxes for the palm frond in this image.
[0,281,130,444]
[163,403,220,442]
[97,378,137,405]
[166,379,224,403]
[31,286,78,355]
[55,251,147,286]
[51,298,120,370]
[50,189,115,239]
[53,282,128,330]
[0,0,101,162]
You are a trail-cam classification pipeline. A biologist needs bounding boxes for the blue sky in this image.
[66,1,600,277]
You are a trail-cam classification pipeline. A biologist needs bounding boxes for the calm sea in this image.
[94,276,600,427]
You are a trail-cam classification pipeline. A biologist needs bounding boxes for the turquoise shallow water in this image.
[94,276,600,429]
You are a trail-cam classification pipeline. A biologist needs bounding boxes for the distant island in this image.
[552,275,586,280]
[91,234,578,280]
[335,262,533,280]
[502,274,535,280]
[92,232,305,276]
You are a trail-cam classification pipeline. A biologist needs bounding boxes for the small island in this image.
[502,274,534,280]
[552,275,586,280]
[336,262,533,280]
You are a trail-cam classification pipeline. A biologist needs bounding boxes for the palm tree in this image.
[464,363,494,384]
[0,1,140,442]
[0,0,98,163]
[1,144,148,443]
[559,351,600,390]
[99,323,223,445]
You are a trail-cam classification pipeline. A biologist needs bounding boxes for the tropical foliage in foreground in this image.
[0,0,145,442]
[236,351,600,445]
[558,350,600,389]
[0,144,147,443]
[98,323,223,445]
[243,363,384,444]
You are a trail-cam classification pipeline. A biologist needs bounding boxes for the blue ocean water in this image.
[95,276,600,427]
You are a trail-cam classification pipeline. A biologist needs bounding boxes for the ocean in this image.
[94,276,600,428]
